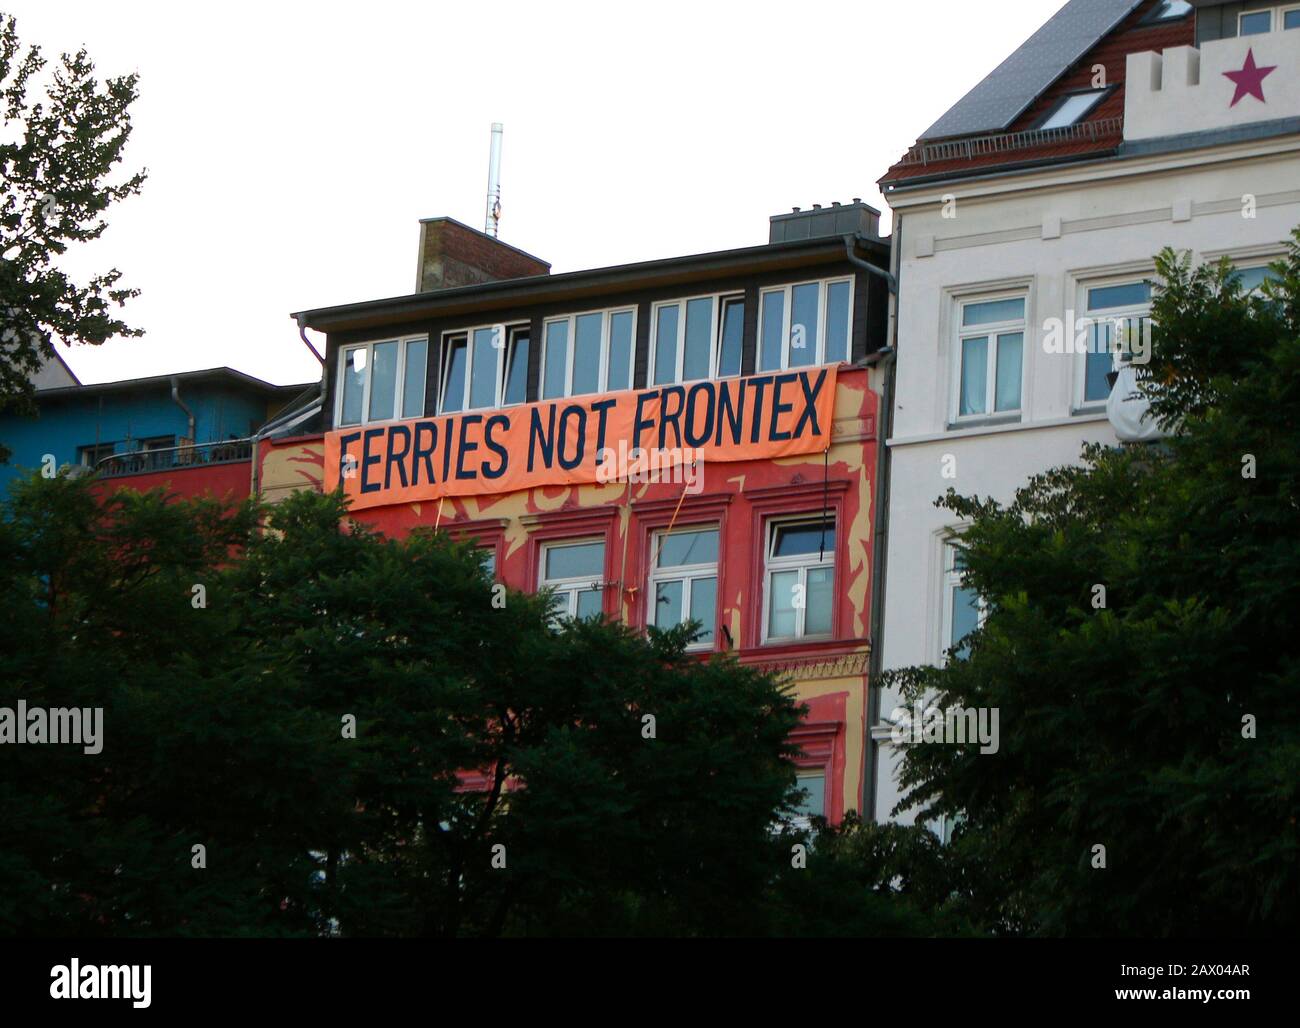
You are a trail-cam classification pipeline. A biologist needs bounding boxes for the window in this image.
[543,308,635,399]
[441,324,529,413]
[539,539,606,621]
[648,526,719,650]
[791,771,826,825]
[650,293,745,385]
[479,548,497,580]
[1080,281,1152,407]
[758,278,852,372]
[1146,0,1192,22]
[1286,8,1300,30]
[79,443,115,467]
[139,436,176,471]
[764,517,835,642]
[954,295,1025,420]
[1240,9,1273,35]
[1232,264,1282,294]
[942,541,982,661]
[338,336,429,426]
[1039,90,1107,130]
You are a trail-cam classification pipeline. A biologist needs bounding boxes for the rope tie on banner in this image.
[819,445,830,562]
[655,459,694,568]
[435,496,445,531]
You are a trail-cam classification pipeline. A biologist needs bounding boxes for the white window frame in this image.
[790,768,828,829]
[1038,89,1107,130]
[648,291,746,386]
[541,306,637,400]
[539,538,607,621]
[1239,8,1275,34]
[951,293,1026,424]
[940,538,985,664]
[336,335,429,428]
[1284,5,1300,30]
[762,516,836,644]
[1075,278,1152,411]
[647,525,720,651]
[438,323,530,415]
[757,277,855,373]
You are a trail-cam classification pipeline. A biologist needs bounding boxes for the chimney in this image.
[768,199,882,244]
[414,217,550,293]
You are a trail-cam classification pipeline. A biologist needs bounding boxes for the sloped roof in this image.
[921,0,1143,140]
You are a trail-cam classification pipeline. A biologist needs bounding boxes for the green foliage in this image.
[0,480,821,936]
[886,229,1300,936]
[0,12,146,458]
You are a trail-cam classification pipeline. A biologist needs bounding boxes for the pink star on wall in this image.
[1223,48,1277,107]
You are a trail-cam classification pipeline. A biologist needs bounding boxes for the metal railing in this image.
[94,437,255,478]
[895,116,1124,168]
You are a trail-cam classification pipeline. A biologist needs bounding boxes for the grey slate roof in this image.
[920,0,1143,140]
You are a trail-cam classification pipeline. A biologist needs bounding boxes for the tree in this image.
[0,12,146,459]
[885,230,1300,936]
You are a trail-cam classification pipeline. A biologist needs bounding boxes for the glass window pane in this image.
[368,340,399,421]
[341,348,367,425]
[994,332,1023,412]
[760,291,785,371]
[607,311,634,391]
[773,521,834,558]
[1286,9,1300,29]
[805,566,834,635]
[575,589,603,620]
[402,339,428,418]
[656,528,719,568]
[962,298,1024,326]
[793,773,825,819]
[951,586,981,658]
[683,297,713,382]
[1040,91,1104,130]
[717,298,744,377]
[688,575,716,645]
[1087,282,1151,311]
[1232,266,1278,292]
[788,283,820,368]
[653,304,680,385]
[825,281,851,364]
[959,336,988,416]
[543,321,569,400]
[469,328,499,410]
[442,338,467,413]
[1240,11,1271,35]
[503,331,529,406]
[573,313,603,396]
[480,549,496,579]
[1084,348,1112,404]
[652,578,683,629]
[768,569,799,638]
[544,540,605,581]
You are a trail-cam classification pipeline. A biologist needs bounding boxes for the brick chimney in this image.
[415,217,550,293]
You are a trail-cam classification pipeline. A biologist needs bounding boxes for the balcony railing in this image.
[94,438,254,478]
[895,116,1124,168]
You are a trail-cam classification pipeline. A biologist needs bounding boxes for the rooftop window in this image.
[1039,90,1107,130]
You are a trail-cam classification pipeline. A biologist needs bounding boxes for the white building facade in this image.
[872,0,1300,825]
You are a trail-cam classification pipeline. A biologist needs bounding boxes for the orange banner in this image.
[325,367,837,510]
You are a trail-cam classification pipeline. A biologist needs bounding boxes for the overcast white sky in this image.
[7,0,1065,386]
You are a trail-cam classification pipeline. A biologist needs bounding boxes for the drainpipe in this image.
[843,233,898,295]
[170,377,197,445]
[251,315,328,498]
[863,214,903,824]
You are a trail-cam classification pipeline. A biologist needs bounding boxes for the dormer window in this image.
[1039,90,1107,130]
[1146,0,1192,23]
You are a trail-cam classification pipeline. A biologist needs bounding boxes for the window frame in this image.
[1141,0,1192,25]
[541,306,637,400]
[756,276,855,373]
[1238,8,1274,35]
[647,524,720,652]
[1075,277,1153,411]
[79,442,115,467]
[438,322,530,415]
[1285,5,1300,30]
[951,293,1027,424]
[761,514,837,644]
[1035,87,1111,130]
[648,291,747,386]
[336,334,430,428]
[940,537,985,664]
[538,537,608,622]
